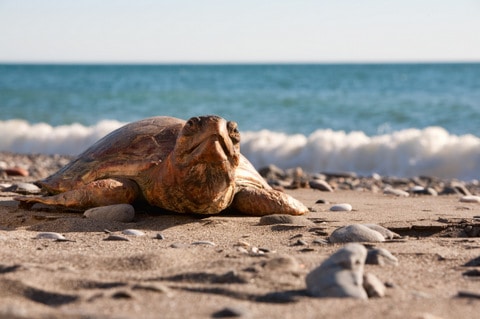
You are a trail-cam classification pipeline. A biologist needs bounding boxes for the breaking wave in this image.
[1,119,479,180]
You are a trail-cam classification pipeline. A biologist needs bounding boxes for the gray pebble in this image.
[84,204,135,222]
[104,235,130,241]
[312,238,329,245]
[34,232,66,240]
[366,248,399,266]
[5,182,41,195]
[362,224,400,240]
[383,187,409,197]
[122,229,145,236]
[329,203,352,211]
[306,243,368,299]
[329,224,386,243]
[460,195,480,203]
[309,179,334,192]
[155,233,165,240]
[191,241,216,246]
[363,272,386,298]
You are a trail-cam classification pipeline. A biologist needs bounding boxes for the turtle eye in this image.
[227,121,240,144]
[185,117,200,132]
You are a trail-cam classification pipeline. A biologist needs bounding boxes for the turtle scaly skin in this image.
[16,115,309,216]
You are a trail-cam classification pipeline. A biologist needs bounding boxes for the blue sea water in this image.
[1,63,479,180]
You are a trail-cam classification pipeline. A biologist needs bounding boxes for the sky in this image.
[0,0,479,63]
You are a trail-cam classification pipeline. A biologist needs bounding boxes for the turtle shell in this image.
[39,116,185,193]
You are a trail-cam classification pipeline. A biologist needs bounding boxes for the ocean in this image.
[1,63,479,180]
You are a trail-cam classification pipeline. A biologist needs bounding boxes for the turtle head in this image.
[174,115,240,168]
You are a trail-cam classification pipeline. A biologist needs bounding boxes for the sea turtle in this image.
[15,115,309,216]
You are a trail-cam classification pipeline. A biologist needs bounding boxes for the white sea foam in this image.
[1,120,479,180]
[0,119,125,155]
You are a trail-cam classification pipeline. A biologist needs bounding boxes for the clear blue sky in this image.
[0,0,479,63]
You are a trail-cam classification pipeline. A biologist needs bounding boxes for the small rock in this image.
[84,204,135,222]
[292,239,308,246]
[450,181,471,196]
[312,238,329,245]
[329,224,385,243]
[362,224,400,240]
[122,229,145,236]
[460,195,480,203]
[363,272,386,298]
[104,235,130,241]
[306,243,368,299]
[34,232,67,240]
[155,233,165,240]
[309,179,334,192]
[191,241,216,246]
[4,167,29,177]
[4,182,41,195]
[366,248,399,266]
[329,203,352,212]
[384,187,409,197]
[315,199,329,204]
[410,186,438,196]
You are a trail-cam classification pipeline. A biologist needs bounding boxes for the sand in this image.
[1,183,480,319]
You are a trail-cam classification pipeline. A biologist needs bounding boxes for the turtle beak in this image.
[198,118,238,164]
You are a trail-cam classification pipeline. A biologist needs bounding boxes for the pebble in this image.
[121,229,145,236]
[312,238,329,245]
[329,224,386,243]
[155,233,166,240]
[34,232,67,240]
[362,224,400,240]
[258,214,315,226]
[329,203,352,212]
[84,204,135,223]
[4,182,41,195]
[410,186,438,196]
[309,179,334,192]
[3,167,29,177]
[460,195,480,203]
[366,247,399,266]
[104,235,130,241]
[306,243,368,299]
[191,240,216,246]
[383,187,410,197]
[363,272,386,298]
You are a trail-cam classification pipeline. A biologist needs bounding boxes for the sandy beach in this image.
[1,153,480,319]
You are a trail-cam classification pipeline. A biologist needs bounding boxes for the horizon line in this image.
[1,59,480,66]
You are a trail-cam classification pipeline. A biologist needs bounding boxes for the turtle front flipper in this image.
[15,178,140,209]
[231,187,309,216]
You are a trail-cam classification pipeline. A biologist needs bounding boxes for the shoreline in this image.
[1,151,479,195]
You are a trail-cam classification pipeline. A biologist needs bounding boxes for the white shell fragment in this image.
[329,203,352,212]
[383,187,410,197]
[460,195,480,203]
[122,229,145,236]
[34,232,67,240]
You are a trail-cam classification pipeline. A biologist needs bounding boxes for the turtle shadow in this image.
[5,201,247,233]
